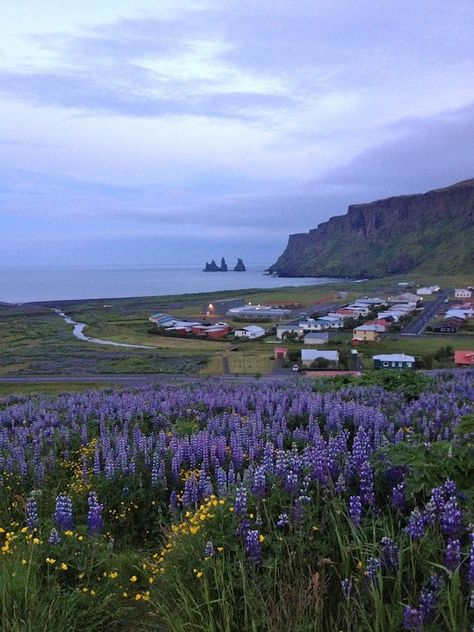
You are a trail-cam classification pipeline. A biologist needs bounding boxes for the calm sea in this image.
[0,265,342,303]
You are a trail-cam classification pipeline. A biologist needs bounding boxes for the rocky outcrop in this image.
[269,179,474,278]
[233,258,246,271]
[203,257,229,272]
[203,259,220,272]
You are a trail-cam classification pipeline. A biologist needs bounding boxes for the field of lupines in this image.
[0,370,473,631]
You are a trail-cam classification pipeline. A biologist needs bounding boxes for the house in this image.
[432,321,459,333]
[234,325,266,339]
[301,349,339,368]
[274,347,288,360]
[454,289,472,298]
[417,287,436,296]
[304,332,329,345]
[203,298,246,316]
[318,317,343,329]
[454,350,474,366]
[388,292,419,304]
[206,324,231,339]
[149,313,178,326]
[377,310,405,322]
[444,309,468,322]
[373,354,415,369]
[335,307,360,318]
[354,297,386,306]
[352,324,383,342]
[318,316,344,329]
[372,318,393,331]
[447,307,474,320]
[227,305,292,321]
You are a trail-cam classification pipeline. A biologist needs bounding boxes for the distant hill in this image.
[269,179,474,278]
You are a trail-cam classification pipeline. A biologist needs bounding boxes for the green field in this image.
[0,381,117,397]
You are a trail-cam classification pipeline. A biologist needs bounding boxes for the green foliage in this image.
[314,370,433,400]
[377,439,474,502]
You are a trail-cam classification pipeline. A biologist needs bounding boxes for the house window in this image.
[407,363,412,367]
[391,362,396,367]
[398,362,403,367]
[383,361,388,367]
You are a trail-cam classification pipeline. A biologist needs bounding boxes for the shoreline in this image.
[2,279,344,307]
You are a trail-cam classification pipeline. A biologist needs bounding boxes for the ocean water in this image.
[0,265,343,303]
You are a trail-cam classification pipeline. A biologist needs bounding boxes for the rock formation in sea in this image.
[203,258,229,272]
[233,258,246,271]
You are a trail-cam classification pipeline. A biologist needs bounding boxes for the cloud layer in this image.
[1,0,473,266]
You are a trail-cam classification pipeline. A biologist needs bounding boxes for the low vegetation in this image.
[0,372,472,630]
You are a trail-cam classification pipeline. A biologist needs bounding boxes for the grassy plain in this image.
[0,382,116,397]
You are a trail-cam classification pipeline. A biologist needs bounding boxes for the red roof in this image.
[454,350,474,365]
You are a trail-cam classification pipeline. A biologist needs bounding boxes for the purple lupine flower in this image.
[252,466,266,499]
[276,513,289,529]
[444,538,461,571]
[48,528,61,544]
[359,460,375,506]
[234,486,247,516]
[169,490,179,514]
[419,587,437,624]
[203,541,215,558]
[403,605,422,631]
[365,556,380,587]
[444,479,457,497]
[440,497,462,538]
[349,495,362,528]
[428,573,443,593]
[25,496,38,532]
[87,491,103,535]
[341,577,352,600]
[53,495,74,531]
[285,471,299,495]
[391,482,405,511]
[244,529,261,564]
[335,473,346,494]
[405,508,427,540]
[380,536,398,571]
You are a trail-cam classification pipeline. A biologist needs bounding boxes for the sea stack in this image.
[233,258,246,271]
[203,258,229,271]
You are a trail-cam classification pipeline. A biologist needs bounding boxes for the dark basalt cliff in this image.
[269,179,474,278]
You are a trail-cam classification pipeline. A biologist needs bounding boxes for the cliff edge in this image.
[269,179,474,278]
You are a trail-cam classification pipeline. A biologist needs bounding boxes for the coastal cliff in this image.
[269,179,474,278]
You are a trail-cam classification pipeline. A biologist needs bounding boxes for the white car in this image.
[292,364,299,372]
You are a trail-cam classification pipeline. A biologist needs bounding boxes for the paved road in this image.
[401,290,449,336]
[285,302,342,326]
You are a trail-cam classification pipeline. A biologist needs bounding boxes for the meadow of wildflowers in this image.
[0,369,472,631]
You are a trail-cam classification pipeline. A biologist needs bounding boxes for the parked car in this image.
[292,364,300,373]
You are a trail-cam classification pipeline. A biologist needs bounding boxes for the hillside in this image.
[269,179,474,278]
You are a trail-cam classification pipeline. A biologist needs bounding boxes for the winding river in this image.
[52,309,155,349]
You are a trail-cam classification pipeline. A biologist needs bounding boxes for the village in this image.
[147,283,474,375]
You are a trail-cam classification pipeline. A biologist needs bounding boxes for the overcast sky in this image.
[1,0,474,266]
